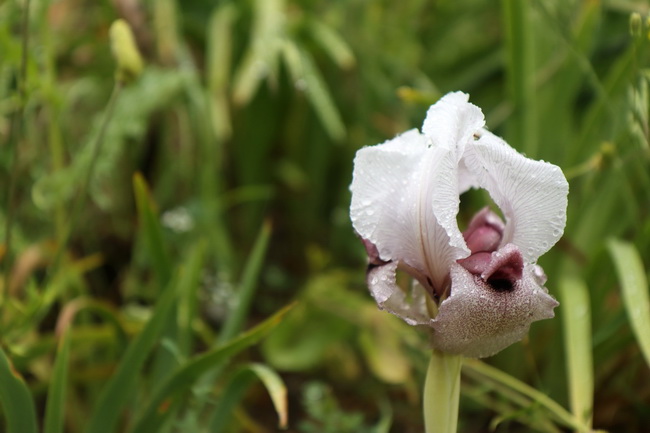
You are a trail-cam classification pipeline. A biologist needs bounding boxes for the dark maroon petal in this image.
[457,251,492,276]
[481,244,524,287]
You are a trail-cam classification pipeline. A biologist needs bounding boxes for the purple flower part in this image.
[431,260,559,358]
[481,243,524,287]
[463,207,505,254]
[361,238,389,267]
[457,252,492,276]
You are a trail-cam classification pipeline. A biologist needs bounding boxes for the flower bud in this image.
[109,19,144,84]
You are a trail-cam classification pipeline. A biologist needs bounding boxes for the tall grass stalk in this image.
[45,82,123,286]
[1,0,31,315]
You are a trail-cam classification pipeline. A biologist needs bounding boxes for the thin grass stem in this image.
[1,0,32,316]
[44,81,123,288]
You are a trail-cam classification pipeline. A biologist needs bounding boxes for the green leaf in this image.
[207,3,236,93]
[218,220,272,342]
[358,307,411,384]
[177,242,208,357]
[307,18,355,69]
[607,239,650,367]
[232,0,285,105]
[44,330,72,433]
[0,346,38,433]
[85,276,178,433]
[128,303,295,433]
[559,275,593,430]
[148,241,208,403]
[32,69,185,211]
[500,0,537,156]
[208,363,288,432]
[463,359,587,431]
[207,3,237,140]
[280,41,346,141]
[133,172,172,286]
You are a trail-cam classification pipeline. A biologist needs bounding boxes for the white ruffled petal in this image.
[350,130,469,291]
[422,92,485,156]
[462,131,568,262]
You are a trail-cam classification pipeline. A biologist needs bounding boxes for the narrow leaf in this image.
[500,0,537,156]
[608,239,650,367]
[177,241,208,357]
[44,330,72,433]
[85,277,178,433]
[219,220,272,342]
[0,347,38,433]
[133,172,172,286]
[307,19,355,69]
[463,358,587,431]
[207,3,236,92]
[232,0,284,105]
[301,49,346,141]
[559,275,593,429]
[209,363,288,432]
[207,3,237,140]
[129,303,295,433]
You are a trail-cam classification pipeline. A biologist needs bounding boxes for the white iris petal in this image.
[350,91,568,358]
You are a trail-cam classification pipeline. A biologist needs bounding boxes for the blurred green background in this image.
[1,0,650,432]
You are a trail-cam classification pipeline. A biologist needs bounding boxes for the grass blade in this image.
[297,47,346,142]
[559,275,593,430]
[177,241,207,357]
[207,3,237,140]
[44,330,72,433]
[232,0,284,105]
[128,303,295,433]
[500,0,537,156]
[85,276,178,433]
[279,40,346,142]
[219,220,272,342]
[463,358,586,431]
[0,346,38,433]
[607,239,650,367]
[307,18,355,69]
[133,172,172,286]
[208,363,288,432]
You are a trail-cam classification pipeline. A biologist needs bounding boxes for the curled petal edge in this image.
[366,261,433,327]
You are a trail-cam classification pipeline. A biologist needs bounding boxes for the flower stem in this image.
[423,349,462,433]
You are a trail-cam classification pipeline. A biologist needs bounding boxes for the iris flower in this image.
[350,92,568,358]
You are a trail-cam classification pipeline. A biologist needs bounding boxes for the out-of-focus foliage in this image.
[0,0,650,431]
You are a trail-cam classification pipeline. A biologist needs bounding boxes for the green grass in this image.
[1,0,650,431]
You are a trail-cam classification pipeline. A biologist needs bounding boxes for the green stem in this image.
[1,0,32,316]
[501,0,537,157]
[45,81,123,285]
[423,349,462,433]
